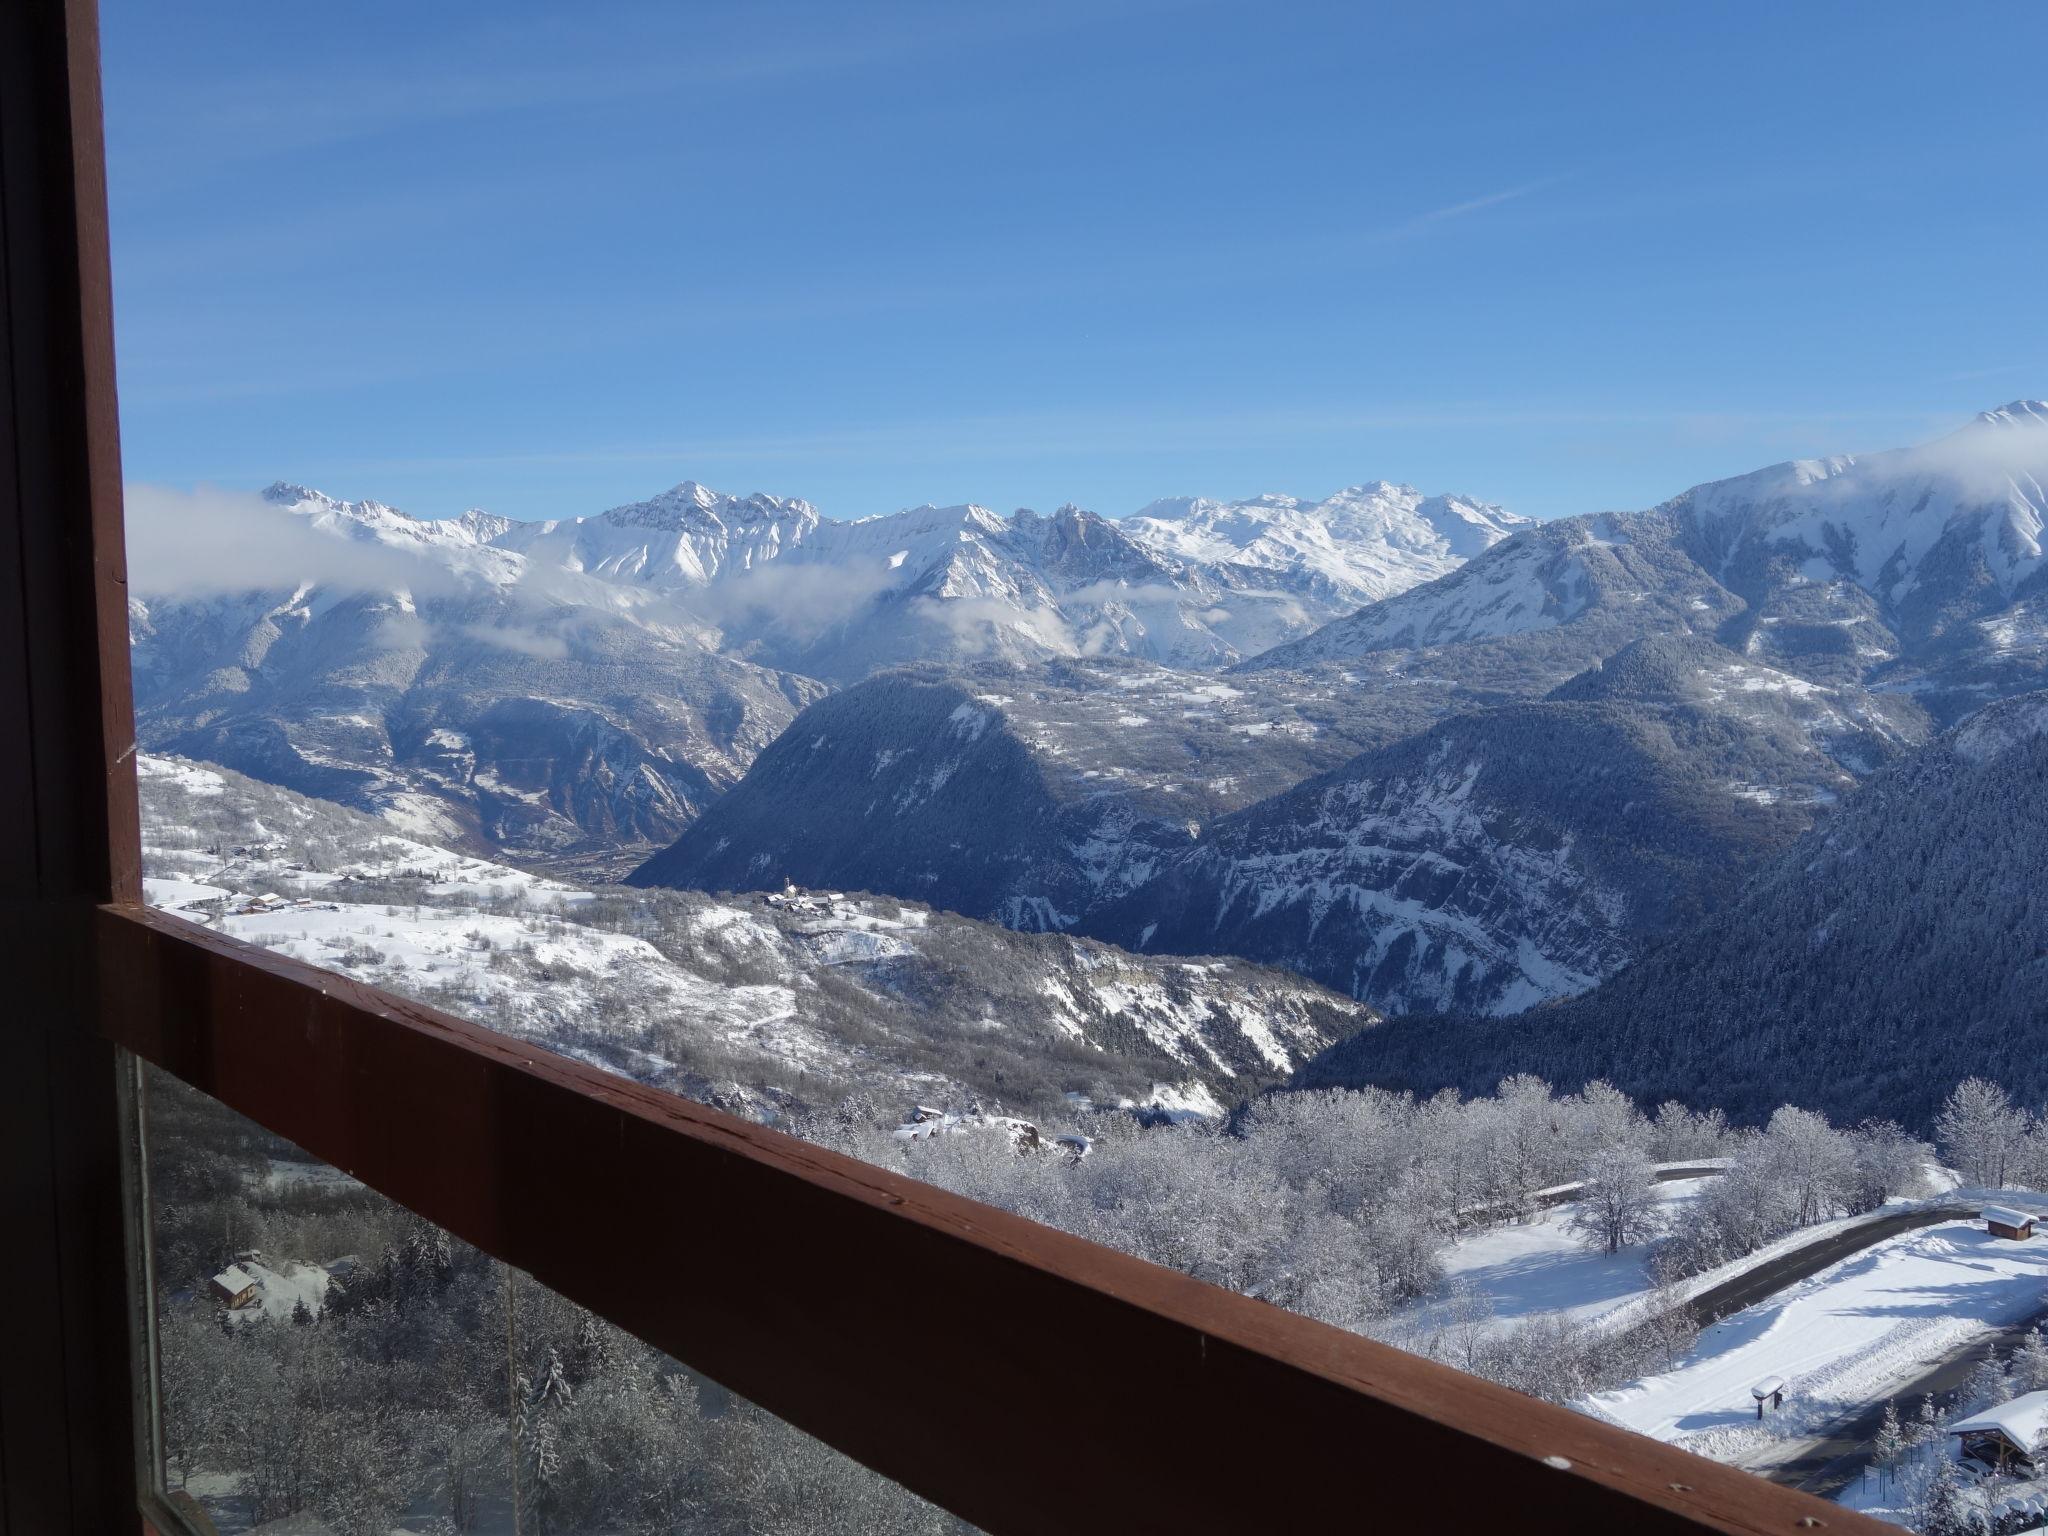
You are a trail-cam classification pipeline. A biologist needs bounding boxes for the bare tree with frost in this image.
[1567,1145,1662,1256]
[1935,1077,2029,1188]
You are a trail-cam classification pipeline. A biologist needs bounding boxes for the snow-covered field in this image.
[1427,1177,1714,1332]
[1586,1219,2048,1461]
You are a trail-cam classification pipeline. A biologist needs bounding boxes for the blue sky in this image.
[102,0,2047,524]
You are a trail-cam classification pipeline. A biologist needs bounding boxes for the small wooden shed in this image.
[1983,1206,2038,1241]
[209,1264,259,1309]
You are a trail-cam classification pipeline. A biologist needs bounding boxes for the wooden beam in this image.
[0,0,145,1528]
[100,901,1889,1536]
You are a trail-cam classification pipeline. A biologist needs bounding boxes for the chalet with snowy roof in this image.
[1983,1206,2038,1240]
[1952,1391,2048,1472]
[209,1265,259,1309]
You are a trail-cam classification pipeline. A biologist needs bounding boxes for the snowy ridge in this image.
[137,470,1519,855]
[1241,404,2048,725]
[1124,482,1528,607]
[247,471,1522,681]
[1240,509,1739,669]
[1950,687,2048,762]
[1309,686,2048,1128]
[631,658,1478,928]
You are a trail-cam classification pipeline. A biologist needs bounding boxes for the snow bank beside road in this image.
[1585,1219,2048,1459]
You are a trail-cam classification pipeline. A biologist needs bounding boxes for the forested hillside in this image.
[1299,691,2048,1132]
[1085,637,1921,1014]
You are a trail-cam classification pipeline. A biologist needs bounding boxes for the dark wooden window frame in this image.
[1,1,1887,1530]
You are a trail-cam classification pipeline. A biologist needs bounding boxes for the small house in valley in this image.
[209,1265,260,1309]
[1983,1206,2038,1240]
[1952,1391,2048,1473]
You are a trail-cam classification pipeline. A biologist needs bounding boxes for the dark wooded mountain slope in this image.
[1295,690,2048,1133]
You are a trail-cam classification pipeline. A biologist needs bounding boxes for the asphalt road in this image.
[1628,1201,2037,1499]
[1482,1175,2008,1498]
[1687,1205,1976,1330]
[1769,1293,2048,1498]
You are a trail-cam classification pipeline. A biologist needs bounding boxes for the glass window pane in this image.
[142,1061,974,1535]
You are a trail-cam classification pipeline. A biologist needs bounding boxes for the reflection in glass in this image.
[143,1063,971,1535]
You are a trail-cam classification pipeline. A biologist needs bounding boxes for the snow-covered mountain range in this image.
[132,403,2048,1040]
[625,656,1499,928]
[129,474,1516,858]
[641,635,1926,1016]
[477,477,1525,678]
[130,484,826,862]
[621,405,2048,1017]
[1246,404,2048,723]
[1087,636,1925,1014]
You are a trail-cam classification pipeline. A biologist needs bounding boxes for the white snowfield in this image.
[1429,1176,1716,1333]
[1585,1216,2048,1458]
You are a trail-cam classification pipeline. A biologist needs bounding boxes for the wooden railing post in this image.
[0,0,147,1527]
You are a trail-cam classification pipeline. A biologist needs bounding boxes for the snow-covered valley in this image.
[138,753,1367,1124]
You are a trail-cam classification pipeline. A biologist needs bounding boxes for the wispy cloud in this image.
[1391,176,1565,236]
[106,0,1194,187]
[124,485,473,598]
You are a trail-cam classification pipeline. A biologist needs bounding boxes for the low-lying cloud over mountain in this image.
[126,472,1521,857]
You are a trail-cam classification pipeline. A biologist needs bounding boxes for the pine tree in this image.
[290,1297,313,1327]
[1872,1399,1905,1466]
[2010,1327,2048,1393]
[520,1348,576,1534]
[565,1309,618,1387]
[1962,1351,2010,1414]
[1914,1448,1972,1536]
[527,1416,563,1535]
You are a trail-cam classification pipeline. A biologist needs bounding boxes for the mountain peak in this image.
[1973,400,2048,429]
[260,481,423,526]
[600,481,817,531]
